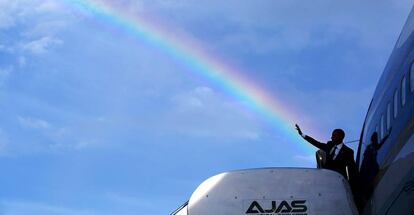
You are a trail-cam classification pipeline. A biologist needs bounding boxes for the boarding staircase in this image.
[172,165,358,215]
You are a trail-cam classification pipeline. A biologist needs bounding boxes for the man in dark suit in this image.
[295,124,358,182]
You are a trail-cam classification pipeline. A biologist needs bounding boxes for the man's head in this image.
[331,129,345,144]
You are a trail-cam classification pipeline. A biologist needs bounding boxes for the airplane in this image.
[354,5,414,215]
[172,6,414,215]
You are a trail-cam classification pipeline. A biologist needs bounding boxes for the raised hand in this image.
[295,124,303,136]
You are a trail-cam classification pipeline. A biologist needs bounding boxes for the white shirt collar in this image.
[331,143,344,159]
[329,143,344,155]
[336,142,344,150]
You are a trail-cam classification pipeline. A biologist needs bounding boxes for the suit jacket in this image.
[304,135,358,182]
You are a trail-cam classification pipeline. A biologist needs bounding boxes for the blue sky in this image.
[0,0,412,214]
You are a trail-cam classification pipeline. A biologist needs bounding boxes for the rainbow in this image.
[65,0,314,153]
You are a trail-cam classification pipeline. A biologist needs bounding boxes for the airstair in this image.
[172,168,358,215]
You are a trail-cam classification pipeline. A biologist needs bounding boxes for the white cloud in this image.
[0,44,14,53]
[44,126,105,152]
[0,0,71,69]
[163,86,265,140]
[35,0,64,13]
[194,86,213,95]
[172,86,213,109]
[23,19,69,38]
[22,36,63,55]
[18,116,51,129]
[0,0,71,29]
[0,0,20,29]
[73,139,99,150]
[174,95,203,108]
[15,116,104,152]
[17,56,26,67]
[171,86,215,111]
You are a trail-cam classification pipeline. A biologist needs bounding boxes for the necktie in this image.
[330,146,337,159]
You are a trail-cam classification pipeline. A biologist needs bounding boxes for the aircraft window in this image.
[387,103,391,131]
[402,76,407,106]
[411,61,414,92]
[394,89,399,118]
[381,114,385,139]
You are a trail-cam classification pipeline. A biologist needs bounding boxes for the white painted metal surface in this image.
[187,168,358,215]
[171,201,188,215]
[174,205,188,215]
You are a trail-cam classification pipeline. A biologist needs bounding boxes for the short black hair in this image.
[333,128,345,140]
